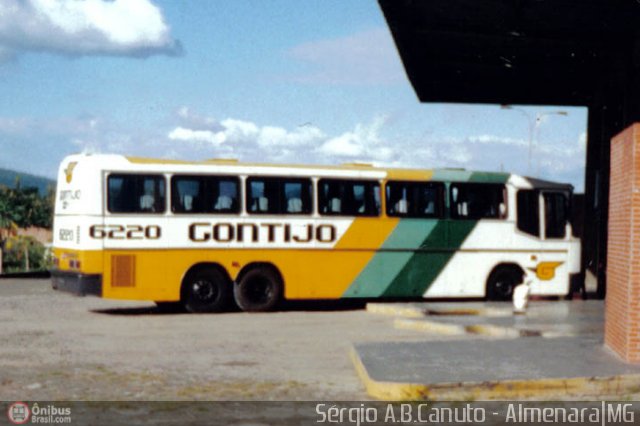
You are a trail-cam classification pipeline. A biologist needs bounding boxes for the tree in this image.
[0,182,54,272]
[0,183,53,230]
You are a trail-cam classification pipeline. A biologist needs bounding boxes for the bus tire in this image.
[486,265,523,301]
[234,267,283,312]
[181,267,232,313]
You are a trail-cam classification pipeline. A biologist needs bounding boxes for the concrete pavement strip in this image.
[373,300,603,338]
[366,302,513,318]
[351,336,640,401]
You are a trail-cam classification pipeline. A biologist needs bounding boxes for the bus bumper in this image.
[51,270,102,297]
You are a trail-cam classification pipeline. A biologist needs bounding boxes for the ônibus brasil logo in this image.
[7,402,30,424]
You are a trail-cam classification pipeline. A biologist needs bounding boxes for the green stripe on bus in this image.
[342,220,438,297]
[343,171,508,298]
[431,170,510,184]
[431,169,474,182]
[468,171,510,184]
[379,220,478,297]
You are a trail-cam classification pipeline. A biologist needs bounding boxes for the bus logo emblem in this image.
[530,261,563,281]
[64,162,77,183]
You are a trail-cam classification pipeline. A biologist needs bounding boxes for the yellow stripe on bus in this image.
[385,169,434,181]
[53,217,400,302]
[315,217,400,297]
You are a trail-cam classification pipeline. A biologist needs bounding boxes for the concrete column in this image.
[605,123,640,362]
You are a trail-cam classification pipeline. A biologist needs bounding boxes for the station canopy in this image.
[378,0,640,106]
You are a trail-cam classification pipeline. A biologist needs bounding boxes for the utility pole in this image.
[501,105,568,177]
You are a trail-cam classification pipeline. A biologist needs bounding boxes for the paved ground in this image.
[356,300,640,400]
[3,278,630,403]
[379,299,604,337]
[0,278,471,401]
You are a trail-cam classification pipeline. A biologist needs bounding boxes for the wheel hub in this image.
[193,280,217,301]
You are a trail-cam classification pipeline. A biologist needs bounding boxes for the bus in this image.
[51,154,581,312]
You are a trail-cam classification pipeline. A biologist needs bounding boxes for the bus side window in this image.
[318,179,380,217]
[212,178,240,213]
[248,180,269,213]
[450,183,506,220]
[246,177,312,215]
[386,181,443,218]
[171,175,240,214]
[108,174,166,214]
[284,181,311,214]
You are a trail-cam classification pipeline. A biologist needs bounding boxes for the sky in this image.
[0,0,587,191]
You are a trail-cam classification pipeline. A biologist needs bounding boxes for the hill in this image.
[0,168,56,195]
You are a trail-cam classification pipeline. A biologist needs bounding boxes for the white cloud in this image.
[164,111,585,191]
[0,108,585,192]
[318,135,364,157]
[317,116,393,162]
[257,125,324,148]
[173,109,305,151]
[218,118,260,143]
[0,0,180,60]
[168,127,226,146]
[468,135,527,147]
[167,113,395,165]
[287,27,405,85]
[168,117,326,153]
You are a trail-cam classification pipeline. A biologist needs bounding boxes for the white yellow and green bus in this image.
[51,154,581,312]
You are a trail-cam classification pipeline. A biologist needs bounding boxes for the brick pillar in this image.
[605,123,640,362]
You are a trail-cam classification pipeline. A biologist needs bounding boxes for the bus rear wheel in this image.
[234,267,282,312]
[182,267,232,313]
[486,266,523,301]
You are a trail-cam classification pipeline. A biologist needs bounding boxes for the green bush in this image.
[1,235,51,273]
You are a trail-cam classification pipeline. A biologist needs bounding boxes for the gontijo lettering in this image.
[188,222,337,243]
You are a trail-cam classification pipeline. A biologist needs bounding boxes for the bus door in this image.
[541,190,571,241]
[102,173,168,299]
[538,190,571,291]
[515,188,544,281]
[515,188,572,294]
[515,189,543,244]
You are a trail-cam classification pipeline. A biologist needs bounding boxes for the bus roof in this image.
[61,153,571,188]
[125,155,514,183]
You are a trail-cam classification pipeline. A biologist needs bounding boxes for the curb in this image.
[350,346,640,401]
[392,317,521,338]
[366,303,426,318]
[366,302,514,318]
[465,324,521,338]
[426,306,512,317]
[395,318,575,339]
[394,318,467,335]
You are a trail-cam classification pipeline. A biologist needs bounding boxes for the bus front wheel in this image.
[486,266,523,301]
[234,267,283,312]
[182,267,232,313]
